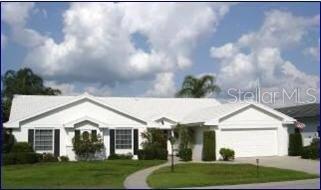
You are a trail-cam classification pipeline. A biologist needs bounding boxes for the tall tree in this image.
[1,68,61,122]
[175,75,220,98]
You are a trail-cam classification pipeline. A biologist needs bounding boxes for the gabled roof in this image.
[276,103,320,118]
[181,101,296,125]
[4,93,221,128]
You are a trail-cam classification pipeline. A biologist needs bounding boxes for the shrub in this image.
[3,152,38,165]
[60,156,69,162]
[288,132,303,156]
[178,148,192,161]
[3,132,15,153]
[140,129,168,160]
[72,132,104,161]
[138,144,168,160]
[108,153,133,160]
[219,148,235,161]
[202,131,216,161]
[11,142,34,153]
[38,153,58,162]
[301,138,320,160]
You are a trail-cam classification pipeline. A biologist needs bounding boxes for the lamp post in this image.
[256,158,259,178]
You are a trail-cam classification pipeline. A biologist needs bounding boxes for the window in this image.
[35,129,53,151]
[115,129,132,149]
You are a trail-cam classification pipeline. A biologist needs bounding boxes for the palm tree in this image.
[175,75,220,98]
[1,68,61,122]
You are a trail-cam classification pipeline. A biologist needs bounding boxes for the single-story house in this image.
[3,93,296,161]
[276,103,320,146]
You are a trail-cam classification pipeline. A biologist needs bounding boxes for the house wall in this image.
[12,100,148,160]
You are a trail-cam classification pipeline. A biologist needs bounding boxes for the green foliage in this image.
[2,131,15,153]
[202,131,216,161]
[11,142,34,153]
[139,128,168,160]
[3,152,38,165]
[38,153,58,162]
[1,68,61,122]
[219,148,235,161]
[178,148,192,161]
[288,132,303,156]
[174,124,194,160]
[72,131,104,161]
[60,156,69,162]
[108,153,133,160]
[301,138,320,160]
[175,75,220,98]
[138,145,168,160]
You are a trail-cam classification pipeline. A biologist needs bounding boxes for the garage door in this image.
[220,128,278,157]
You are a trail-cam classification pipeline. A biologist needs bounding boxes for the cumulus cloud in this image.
[210,10,320,105]
[1,2,46,47]
[144,72,176,97]
[304,39,320,61]
[19,2,233,93]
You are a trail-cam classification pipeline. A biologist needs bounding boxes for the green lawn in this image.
[3,160,165,188]
[148,163,319,188]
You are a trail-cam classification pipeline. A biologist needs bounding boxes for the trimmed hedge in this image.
[202,131,216,161]
[108,153,133,160]
[219,148,235,161]
[3,152,38,165]
[138,145,168,160]
[301,138,320,160]
[11,142,34,153]
[179,148,192,161]
[38,153,58,162]
[288,132,303,156]
[60,156,69,162]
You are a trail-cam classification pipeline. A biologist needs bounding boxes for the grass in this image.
[148,163,319,188]
[3,160,165,188]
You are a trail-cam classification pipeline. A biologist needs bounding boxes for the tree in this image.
[176,75,220,98]
[1,68,61,122]
[174,124,194,161]
[139,128,168,160]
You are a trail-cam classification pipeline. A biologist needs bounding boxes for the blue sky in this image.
[1,2,320,105]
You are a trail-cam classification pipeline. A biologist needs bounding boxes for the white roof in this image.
[5,94,295,128]
[182,101,296,125]
[7,93,221,124]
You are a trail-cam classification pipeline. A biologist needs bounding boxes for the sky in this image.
[1,2,320,106]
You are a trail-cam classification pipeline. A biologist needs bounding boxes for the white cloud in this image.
[304,39,320,61]
[144,72,176,97]
[19,2,233,91]
[210,10,320,105]
[1,2,46,47]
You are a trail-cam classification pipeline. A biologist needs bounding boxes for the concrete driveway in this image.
[235,156,320,175]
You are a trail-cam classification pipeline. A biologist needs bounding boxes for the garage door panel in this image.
[220,128,278,157]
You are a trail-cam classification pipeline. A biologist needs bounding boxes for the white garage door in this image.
[220,128,278,157]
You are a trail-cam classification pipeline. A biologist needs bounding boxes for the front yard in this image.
[3,160,165,188]
[147,163,319,188]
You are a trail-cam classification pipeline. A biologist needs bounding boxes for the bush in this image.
[138,144,168,160]
[288,132,303,156]
[72,132,104,161]
[60,156,69,162]
[178,148,192,161]
[202,131,216,161]
[108,153,133,160]
[3,132,15,153]
[3,152,38,165]
[38,153,58,162]
[219,148,235,161]
[11,142,34,153]
[301,138,320,160]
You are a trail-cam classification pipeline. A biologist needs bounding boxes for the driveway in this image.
[235,156,320,175]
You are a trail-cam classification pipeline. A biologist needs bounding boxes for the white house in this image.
[3,93,296,161]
